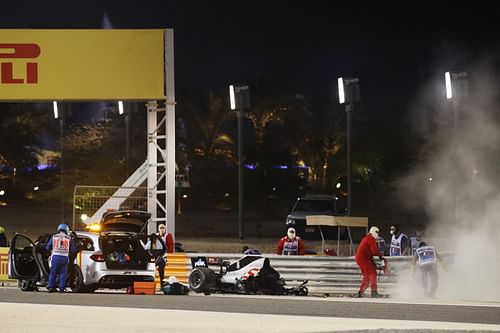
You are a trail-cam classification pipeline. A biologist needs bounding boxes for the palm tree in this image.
[0,103,52,187]
[185,92,236,163]
[246,80,311,170]
[180,91,237,205]
[288,91,346,192]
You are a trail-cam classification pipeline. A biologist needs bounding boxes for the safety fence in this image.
[72,185,148,230]
[163,253,420,295]
[2,249,449,295]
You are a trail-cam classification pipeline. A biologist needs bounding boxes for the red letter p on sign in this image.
[0,43,41,84]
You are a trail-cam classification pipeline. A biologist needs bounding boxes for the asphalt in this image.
[1,287,500,332]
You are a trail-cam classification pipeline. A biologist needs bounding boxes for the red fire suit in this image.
[276,236,304,255]
[159,232,174,253]
[355,233,383,293]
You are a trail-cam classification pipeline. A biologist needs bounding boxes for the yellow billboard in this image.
[0,29,165,101]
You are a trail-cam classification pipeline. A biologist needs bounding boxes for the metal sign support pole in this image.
[147,29,175,237]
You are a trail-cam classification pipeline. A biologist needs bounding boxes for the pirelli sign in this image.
[0,29,165,101]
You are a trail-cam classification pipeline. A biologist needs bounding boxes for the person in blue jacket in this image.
[411,241,447,297]
[242,245,261,255]
[45,223,76,293]
[376,235,386,255]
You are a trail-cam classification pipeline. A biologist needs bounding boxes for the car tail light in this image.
[90,253,105,262]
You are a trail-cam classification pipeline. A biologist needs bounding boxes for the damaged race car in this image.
[188,255,308,296]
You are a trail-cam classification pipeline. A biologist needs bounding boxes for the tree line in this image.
[0,80,416,221]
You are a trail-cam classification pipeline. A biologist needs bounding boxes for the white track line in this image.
[1,302,500,333]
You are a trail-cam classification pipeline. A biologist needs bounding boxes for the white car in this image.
[8,210,162,292]
[188,255,308,296]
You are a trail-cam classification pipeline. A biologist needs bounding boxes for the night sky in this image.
[2,1,500,111]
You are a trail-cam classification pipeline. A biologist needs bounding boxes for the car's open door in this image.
[8,233,47,280]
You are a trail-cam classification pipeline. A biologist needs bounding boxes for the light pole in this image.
[53,101,65,224]
[444,71,468,224]
[445,71,468,135]
[338,77,360,216]
[229,84,250,240]
[331,181,341,213]
[118,101,131,176]
[334,182,341,214]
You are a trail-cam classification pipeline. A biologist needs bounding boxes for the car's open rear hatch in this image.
[100,210,151,233]
[100,234,149,270]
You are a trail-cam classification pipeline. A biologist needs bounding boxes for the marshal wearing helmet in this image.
[45,223,76,293]
[276,227,305,255]
[354,226,385,298]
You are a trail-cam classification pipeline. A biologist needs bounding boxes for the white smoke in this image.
[393,58,500,301]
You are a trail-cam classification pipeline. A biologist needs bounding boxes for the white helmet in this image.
[287,227,296,239]
[369,226,379,239]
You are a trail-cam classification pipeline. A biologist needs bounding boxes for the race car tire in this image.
[297,286,308,296]
[189,267,216,293]
[18,279,36,292]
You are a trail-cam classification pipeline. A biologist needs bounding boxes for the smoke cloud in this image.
[392,57,500,301]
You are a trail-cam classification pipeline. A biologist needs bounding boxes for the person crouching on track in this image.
[276,227,304,255]
[411,241,447,298]
[355,226,384,298]
[45,223,76,293]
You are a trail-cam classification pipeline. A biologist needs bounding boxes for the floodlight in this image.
[445,72,452,99]
[229,85,236,110]
[53,101,59,119]
[338,77,345,104]
[118,101,124,115]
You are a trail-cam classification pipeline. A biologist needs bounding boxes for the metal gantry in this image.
[145,29,176,236]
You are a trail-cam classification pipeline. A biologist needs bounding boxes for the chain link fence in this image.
[72,185,147,231]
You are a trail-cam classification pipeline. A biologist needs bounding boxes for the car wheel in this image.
[18,279,36,292]
[297,286,308,296]
[188,267,215,293]
[69,264,85,293]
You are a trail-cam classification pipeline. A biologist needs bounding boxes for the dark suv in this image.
[285,195,344,240]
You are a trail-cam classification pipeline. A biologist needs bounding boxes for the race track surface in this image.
[1,287,499,332]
